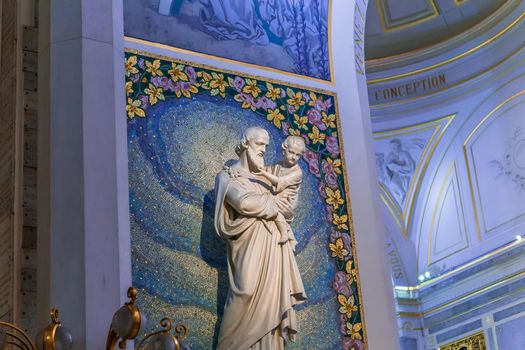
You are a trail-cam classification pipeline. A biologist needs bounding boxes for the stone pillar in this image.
[37,0,131,348]
[333,1,401,348]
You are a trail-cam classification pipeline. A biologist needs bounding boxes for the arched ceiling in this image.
[365,0,508,60]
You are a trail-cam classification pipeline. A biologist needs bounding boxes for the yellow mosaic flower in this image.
[293,114,308,130]
[125,56,139,77]
[288,128,301,137]
[308,91,317,106]
[308,126,325,144]
[126,98,145,119]
[346,322,363,340]
[209,73,228,97]
[329,237,348,259]
[144,83,165,105]
[326,157,342,174]
[325,188,344,209]
[338,294,358,318]
[243,78,261,98]
[175,84,198,99]
[267,108,285,128]
[322,111,336,129]
[145,60,163,77]
[332,213,349,230]
[125,81,133,96]
[168,63,188,82]
[286,89,305,110]
[265,82,281,100]
[345,260,358,285]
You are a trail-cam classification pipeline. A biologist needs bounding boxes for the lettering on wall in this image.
[387,242,406,282]
[373,73,447,102]
[354,0,367,75]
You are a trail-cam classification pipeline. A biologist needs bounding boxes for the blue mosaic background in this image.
[128,96,341,348]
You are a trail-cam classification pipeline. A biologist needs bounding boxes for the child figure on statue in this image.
[257,136,305,251]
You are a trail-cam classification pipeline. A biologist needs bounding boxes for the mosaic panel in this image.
[125,49,364,349]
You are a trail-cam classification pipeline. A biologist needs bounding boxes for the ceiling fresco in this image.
[365,0,509,59]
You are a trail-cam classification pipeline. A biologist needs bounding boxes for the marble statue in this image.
[214,127,307,349]
[256,136,306,251]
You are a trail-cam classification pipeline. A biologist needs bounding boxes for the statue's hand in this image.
[278,187,296,199]
[275,195,293,214]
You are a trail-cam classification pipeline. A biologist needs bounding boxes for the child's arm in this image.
[256,168,280,187]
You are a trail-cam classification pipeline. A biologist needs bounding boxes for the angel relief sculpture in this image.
[375,138,423,207]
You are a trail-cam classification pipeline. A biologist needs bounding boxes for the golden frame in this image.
[439,331,486,350]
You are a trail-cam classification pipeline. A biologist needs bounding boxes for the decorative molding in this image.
[428,162,468,265]
[376,0,439,32]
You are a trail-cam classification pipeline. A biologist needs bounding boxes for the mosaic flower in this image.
[338,294,358,318]
[293,114,308,130]
[287,128,301,137]
[345,260,358,285]
[322,111,336,129]
[339,314,348,335]
[267,108,285,128]
[174,82,198,98]
[329,237,348,260]
[185,66,197,83]
[125,56,139,77]
[333,271,352,296]
[242,78,261,98]
[286,89,305,110]
[325,188,344,209]
[234,93,257,111]
[151,76,171,90]
[256,96,276,111]
[326,158,342,174]
[308,126,325,144]
[346,322,362,340]
[145,59,163,77]
[125,81,133,96]
[126,98,145,119]
[265,82,281,100]
[229,76,245,92]
[332,213,349,231]
[326,134,340,156]
[342,337,365,350]
[144,83,165,105]
[168,63,188,82]
[307,108,323,127]
[209,72,228,98]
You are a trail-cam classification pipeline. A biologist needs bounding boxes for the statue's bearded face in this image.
[246,131,269,171]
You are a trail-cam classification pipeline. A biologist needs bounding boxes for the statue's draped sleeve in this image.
[214,170,280,239]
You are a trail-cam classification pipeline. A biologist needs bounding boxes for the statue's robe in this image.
[214,167,307,350]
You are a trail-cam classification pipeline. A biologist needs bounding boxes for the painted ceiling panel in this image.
[124,0,331,81]
[467,97,525,234]
[365,0,509,59]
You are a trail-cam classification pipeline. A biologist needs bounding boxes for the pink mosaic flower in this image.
[233,76,245,92]
[185,66,197,83]
[342,337,364,350]
[326,135,340,157]
[333,271,353,296]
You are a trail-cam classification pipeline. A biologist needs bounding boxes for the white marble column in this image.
[37,0,131,348]
[332,1,401,348]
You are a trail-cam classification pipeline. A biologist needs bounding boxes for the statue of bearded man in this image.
[214,126,307,349]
